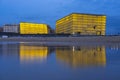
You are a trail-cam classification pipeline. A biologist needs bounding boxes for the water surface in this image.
[0,42,120,80]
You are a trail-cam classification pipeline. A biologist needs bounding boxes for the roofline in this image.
[20,22,51,28]
[70,13,106,16]
[4,24,19,26]
[56,13,106,22]
[20,22,49,25]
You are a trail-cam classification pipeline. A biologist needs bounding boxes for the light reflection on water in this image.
[56,46,106,68]
[20,44,48,64]
[0,42,120,80]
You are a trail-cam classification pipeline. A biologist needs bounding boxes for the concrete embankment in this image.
[0,36,120,43]
[0,36,120,46]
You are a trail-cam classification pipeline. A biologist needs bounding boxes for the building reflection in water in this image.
[20,43,49,63]
[0,43,19,57]
[56,46,106,67]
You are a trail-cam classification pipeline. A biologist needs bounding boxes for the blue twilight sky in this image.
[0,0,120,34]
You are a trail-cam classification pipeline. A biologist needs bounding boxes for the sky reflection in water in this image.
[0,42,120,80]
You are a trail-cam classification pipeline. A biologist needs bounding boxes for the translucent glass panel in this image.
[20,22,49,34]
[56,13,106,35]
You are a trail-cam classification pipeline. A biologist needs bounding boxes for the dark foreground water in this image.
[0,42,120,80]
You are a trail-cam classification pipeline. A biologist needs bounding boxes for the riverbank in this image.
[0,36,120,42]
[0,36,120,44]
[0,36,120,47]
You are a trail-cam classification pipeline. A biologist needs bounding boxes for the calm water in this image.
[0,42,120,80]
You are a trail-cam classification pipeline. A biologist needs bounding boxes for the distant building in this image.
[20,22,51,34]
[3,24,19,33]
[56,13,106,35]
[0,27,3,32]
[50,29,55,34]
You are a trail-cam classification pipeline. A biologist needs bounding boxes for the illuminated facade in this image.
[56,46,106,67]
[20,22,50,34]
[56,13,106,35]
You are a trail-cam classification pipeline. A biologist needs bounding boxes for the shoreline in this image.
[0,36,120,42]
[0,36,120,46]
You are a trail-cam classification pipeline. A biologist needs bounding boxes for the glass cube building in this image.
[56,13,106,35]
[20,22,50,34]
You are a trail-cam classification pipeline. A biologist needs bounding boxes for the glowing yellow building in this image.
[20,44,49,63]
[56,46,106,67]
[20,22,50,34]
[56,13,106,35]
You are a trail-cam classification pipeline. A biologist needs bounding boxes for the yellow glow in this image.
[20,22,50,34]
[56,13,106,35]
[56,46,106,67]
[20,44,48,63]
